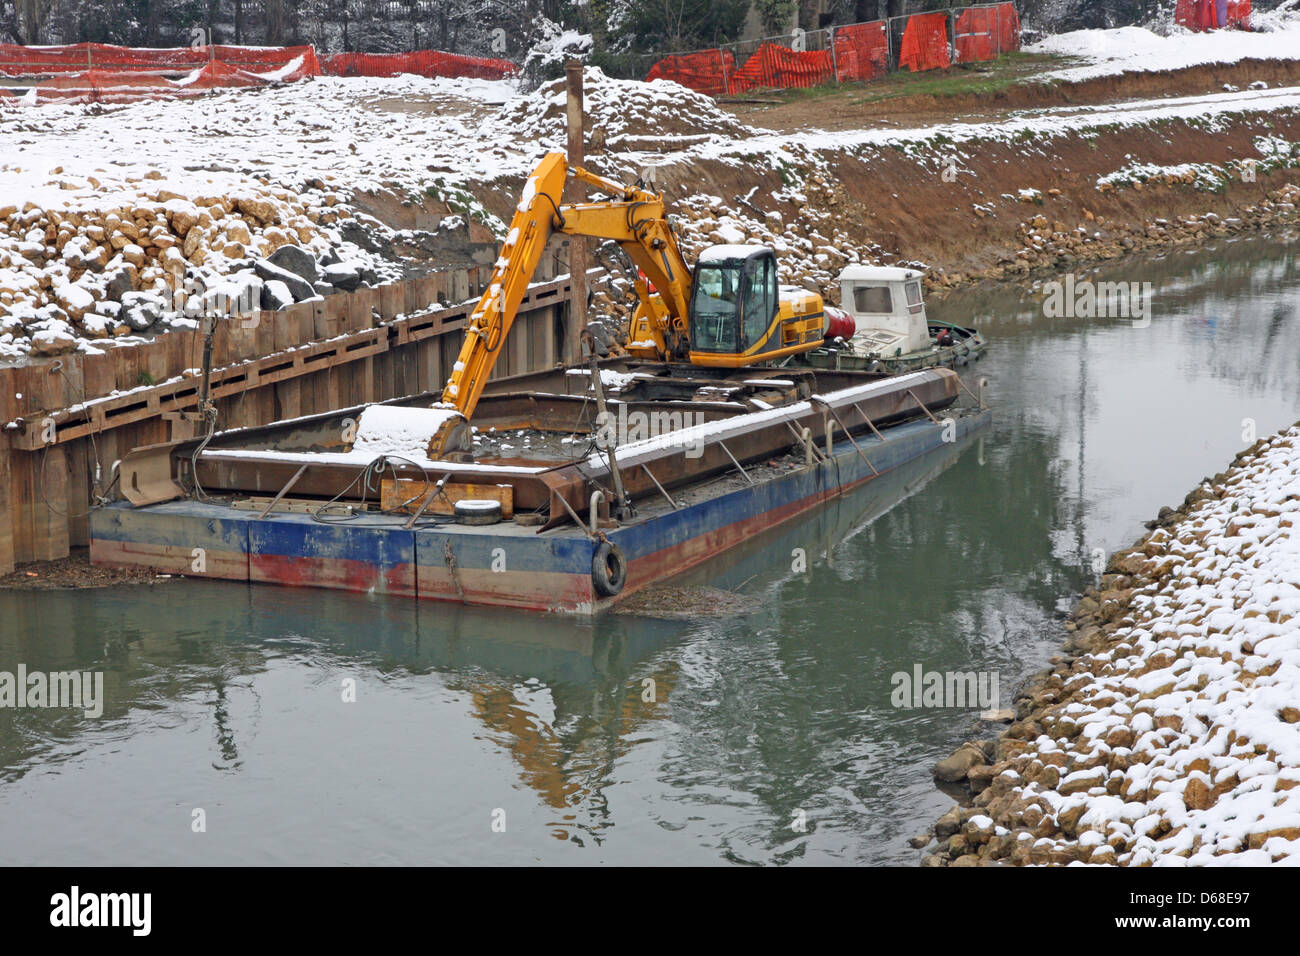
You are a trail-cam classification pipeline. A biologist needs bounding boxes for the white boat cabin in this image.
[837,265,929,356]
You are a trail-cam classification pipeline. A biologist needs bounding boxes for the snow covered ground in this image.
[1027,12,1300,83]
[0,69,765,363]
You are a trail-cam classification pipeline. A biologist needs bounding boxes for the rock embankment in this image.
[922,424,1300,866]
[0,175,378,359]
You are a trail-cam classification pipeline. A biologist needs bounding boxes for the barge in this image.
[89,154,993,614]
[90,363,990,614]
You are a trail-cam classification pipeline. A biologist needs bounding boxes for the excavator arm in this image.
[430,152,693,457]
[427,150,827,459]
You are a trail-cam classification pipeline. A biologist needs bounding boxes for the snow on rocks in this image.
[924,424,1300,866]
[0,165,366,359]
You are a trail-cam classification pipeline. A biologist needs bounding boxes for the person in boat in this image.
[935,327,954,347]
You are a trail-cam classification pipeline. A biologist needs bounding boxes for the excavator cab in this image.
[689,245,780,358]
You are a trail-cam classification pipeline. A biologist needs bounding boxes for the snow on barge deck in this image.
[90,362,991,614]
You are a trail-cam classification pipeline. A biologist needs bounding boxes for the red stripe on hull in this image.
[251,553,417,597]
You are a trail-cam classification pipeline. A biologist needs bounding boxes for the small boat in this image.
[794,265,986,374]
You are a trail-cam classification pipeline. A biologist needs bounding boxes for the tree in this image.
[14,0,53,43]
[619,0,749,52]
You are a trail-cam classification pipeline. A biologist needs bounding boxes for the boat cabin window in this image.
[742,256,775,349]
[691,264,742,352]
[853,285,893,314]
[905,281,923,314]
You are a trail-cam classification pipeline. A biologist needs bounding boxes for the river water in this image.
[1,233,1297,865]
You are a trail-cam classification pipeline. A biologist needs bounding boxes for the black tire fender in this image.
[592,540,627,597]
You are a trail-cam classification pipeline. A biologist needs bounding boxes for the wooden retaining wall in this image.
[0,258,581,575]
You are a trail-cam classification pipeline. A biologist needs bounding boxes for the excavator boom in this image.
[429,151,827,458]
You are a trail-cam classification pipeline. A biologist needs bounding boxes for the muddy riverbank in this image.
[0,547,172,590]
[572,77,1300,326]
[922,424,1300,866]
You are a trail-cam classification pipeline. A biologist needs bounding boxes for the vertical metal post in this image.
[720,47,729,96]
[564,59,586,368]
[829,27,839,84]
[588,351,632,518]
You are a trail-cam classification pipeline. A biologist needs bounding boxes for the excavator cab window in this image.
[691,250,781,355]
[691,263,743,352]
[742,255,776,350]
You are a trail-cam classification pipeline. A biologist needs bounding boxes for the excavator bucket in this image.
[428,411,474,460]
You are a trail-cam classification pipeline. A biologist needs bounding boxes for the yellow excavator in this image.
[428,151,830,457]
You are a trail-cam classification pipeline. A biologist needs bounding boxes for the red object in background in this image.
[727,43,834,94]
[643,6,1021,96]
[998,3,1022,51]
[1175,0,1250,29]
[0,41,317,76]
[0,41,509,84]
[321,49,514,80]
[824,307,856,341]
[645,49,736,97]
[898,12,952,73]
[833,21,889,83]
[954,8,999,62]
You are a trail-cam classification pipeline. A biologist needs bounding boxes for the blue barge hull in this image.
[90,409,992,614]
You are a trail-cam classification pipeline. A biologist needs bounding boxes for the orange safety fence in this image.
[645,49,737,98]
[833,21,889,83]
[644,6,1022,94]
[954,8,997,62]
[898,12,951,72]
[0,42,316,76]
[0,43,516,105]
[998,2,1021,51]
[1174,0,1250,29]
[321,49,515,80]
[0,41,509,86]
[1,48,324,105]
[726,42,834,94]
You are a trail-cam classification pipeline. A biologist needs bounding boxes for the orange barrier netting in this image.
[727,42,834,94]
[645,49,736,98]
[954,8,998,62]
[833,21,889,83]
[4,48,324,105]
[0,43,515,105]
[1175,0,1250,30]
[0,42,315,76]
[322,50,515,80]
[0,41,510,85]
[999,3,1021,51]
[898,12,951,72]
[644,7,1021,97]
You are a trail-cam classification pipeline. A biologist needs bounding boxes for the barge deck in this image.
[90,367,992,614]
